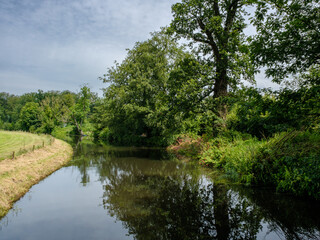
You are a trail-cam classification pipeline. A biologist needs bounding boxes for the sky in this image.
[0,0,278,96]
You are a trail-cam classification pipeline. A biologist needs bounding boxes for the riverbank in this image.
[168,130,320,199]
[0,137,73,218]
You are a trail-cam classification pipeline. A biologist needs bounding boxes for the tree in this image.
[38,91,77,132]
[71,85,94,136]
[97,31,190,145]
[150,55,218,136]
[170,0,255,98]
[0,93,10,123]
[251,0,320,81]
[19,102,42,132]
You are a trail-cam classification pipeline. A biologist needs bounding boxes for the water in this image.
[1,142,320,240]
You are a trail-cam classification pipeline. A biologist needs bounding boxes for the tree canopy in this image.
[96,31,194,145]
[251,0,320,81]
[170,0,255,98]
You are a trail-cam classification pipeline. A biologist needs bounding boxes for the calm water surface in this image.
[1,142,320,240]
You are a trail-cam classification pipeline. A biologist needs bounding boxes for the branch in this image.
[224,0,240,34]
[197,18,220,60]
[192,36,211,45]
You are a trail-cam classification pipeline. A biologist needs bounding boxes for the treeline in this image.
[0,86,97,137]
[93,32,318,145]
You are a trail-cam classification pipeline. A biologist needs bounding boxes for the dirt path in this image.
[0,138,73,218]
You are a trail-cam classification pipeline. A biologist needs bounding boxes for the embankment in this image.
[0,137,73,218]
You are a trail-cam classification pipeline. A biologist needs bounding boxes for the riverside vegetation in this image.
[0,0,319,199]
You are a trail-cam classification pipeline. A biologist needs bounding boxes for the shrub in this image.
[252,131,320,199]
[200,134,264,184]
[171,129,320,199]
[167,134,204,160]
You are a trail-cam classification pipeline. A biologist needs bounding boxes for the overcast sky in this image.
[0,0,277,96]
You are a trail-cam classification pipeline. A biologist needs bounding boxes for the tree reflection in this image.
[91,151,262,240]
[72,144,320,240]
[234,186,320,240]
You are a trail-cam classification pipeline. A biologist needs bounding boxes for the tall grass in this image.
[169,130,320,199]
[200,136,265,184]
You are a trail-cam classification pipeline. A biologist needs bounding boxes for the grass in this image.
[0,131,73,218]
[199,136,265,184]
[0,131,52,161]
[169,130,320,199]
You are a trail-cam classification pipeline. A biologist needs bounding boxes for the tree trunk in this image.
[213,65,229,121]
[213,67,228,98]
[72,114,84,136]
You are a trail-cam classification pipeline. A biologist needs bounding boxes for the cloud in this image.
[0,0,275,96]
[0,0,177,95]
[0,0,177,44]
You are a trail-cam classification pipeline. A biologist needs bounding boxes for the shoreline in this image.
[0,138,73,218]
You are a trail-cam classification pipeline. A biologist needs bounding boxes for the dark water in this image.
[1,142,320,240]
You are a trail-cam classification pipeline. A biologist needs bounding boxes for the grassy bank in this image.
[0,132,73,218]
[0,131,52,161]
[168,131,320,199]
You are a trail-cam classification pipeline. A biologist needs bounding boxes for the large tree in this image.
[97,31,202,145]
[170,0,255,98]
[99,32,177,144]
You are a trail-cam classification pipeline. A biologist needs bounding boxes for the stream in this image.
[1,141,320,240]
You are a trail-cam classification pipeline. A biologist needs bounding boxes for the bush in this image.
[200,134,264,184]
[170,129,320,199]
[167,134,204,160]
[228,83,320,139]
[252,131,320,199]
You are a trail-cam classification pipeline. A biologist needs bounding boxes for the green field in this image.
[0,131,52,161]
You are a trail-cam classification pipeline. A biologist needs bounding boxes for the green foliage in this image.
[0,89,96,135]
[71,85,95,135]
[0,92,32,130]
[177,130,320,199]
[95,31,207,146]
[199,133,263,183]
[170,0,256,97]
[19,102,42,132]
[51,125,74,140]
[253,131,320,199]
[251,0,320,81]
[227,69,320,138]
[38,91,75,130]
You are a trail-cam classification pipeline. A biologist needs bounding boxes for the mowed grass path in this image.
[0,131,51,161]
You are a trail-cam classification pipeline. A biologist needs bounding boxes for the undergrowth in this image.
[168,130,320,199]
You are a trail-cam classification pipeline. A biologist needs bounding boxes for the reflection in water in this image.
[235,186,320,240]
[71,143,320,240]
